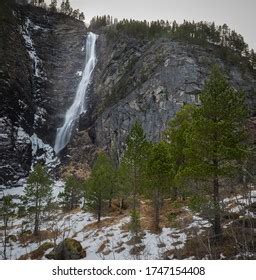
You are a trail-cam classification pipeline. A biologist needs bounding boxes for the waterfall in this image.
[54,32,98,154]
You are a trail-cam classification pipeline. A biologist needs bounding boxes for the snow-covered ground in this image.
[0,212,204,260]
[222,187,256,218]
[0,179,64,203]
[1,185,255,260]
[0,201,210,260]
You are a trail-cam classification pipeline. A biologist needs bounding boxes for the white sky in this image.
[45,0,256,50]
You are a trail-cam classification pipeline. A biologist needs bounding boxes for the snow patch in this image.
[34,107,47,127]
[30,133,59,168]
[21,18,44,78]
[16,127,31,145]
[14,127,59,170]
[76,71,83,77]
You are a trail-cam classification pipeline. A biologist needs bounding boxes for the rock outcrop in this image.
[71,34,256,164]
[0,3,87,185]
[46,238,86,260]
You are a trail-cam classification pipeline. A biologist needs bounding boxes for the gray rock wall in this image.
[1,4,256,183]
[0,4,87,185]
[75,36,256,163]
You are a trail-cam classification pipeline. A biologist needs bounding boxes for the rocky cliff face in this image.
[70,34,256,164]
[0,3,86,185]
[1,4,256,185]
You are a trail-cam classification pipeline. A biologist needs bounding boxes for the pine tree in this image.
[0,195,15,259]
[64,0,72,15]
[60,0,65,13]
[250,49,256,69]
[146,142,173,232]
[59,175,83,211]
[123,121,148,212]
[115,161,131,212]
[184,66,248,238]
[123,121,149,234]
[85,152,114,222]
[23,164,52,235]
[71,9,79,19]
[164,104,196,199]
[79,12,85,21]
[49,0,57,12]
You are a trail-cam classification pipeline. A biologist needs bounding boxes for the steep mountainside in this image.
[70,34,256,164]
[0,4,86,185]
[1,3,256,184]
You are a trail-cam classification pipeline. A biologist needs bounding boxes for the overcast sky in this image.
[45,0,256,50]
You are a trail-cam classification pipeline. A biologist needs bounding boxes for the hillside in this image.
[0,2,256,260]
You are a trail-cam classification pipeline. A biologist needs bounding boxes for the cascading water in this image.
[54,32,98,154]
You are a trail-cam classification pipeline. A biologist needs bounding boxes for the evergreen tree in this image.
[146,142,173,232]
[250,49,256,69]
[79,12,85,21]
[23,164,52,235]
[123,121,148,212]
[72,9,79,19]
[164,104,196,199]
[59,175,83,211]
[0,195,15,260]
[184,66,248,237]
[60,0,65,13]
[64,0,72,15]
[115,161,131,212]
[85,152,114,222]
[49,0,57,12]
[123,121,149,234]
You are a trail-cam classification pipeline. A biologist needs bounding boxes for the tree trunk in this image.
[34,185,40,236]
[119,198,124,213]
[34,211,40,236]
[121,198,124,209]
[97,196,102,223]
[213,177,222,238]
[132,167,137,212]
[3,216,8,260]
[171,186,178,201]
[154,189,161,232]
[71,188,74,210]
[97,208,101,223]
[108,197,112,209]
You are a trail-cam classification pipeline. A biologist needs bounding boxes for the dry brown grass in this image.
[61,162,91,180]
[163,222,256,260]
[19,230,59,244]
[96,239,109,254]
[140,198,189,233]
[18,242,54,260]
[84,214,127,231]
